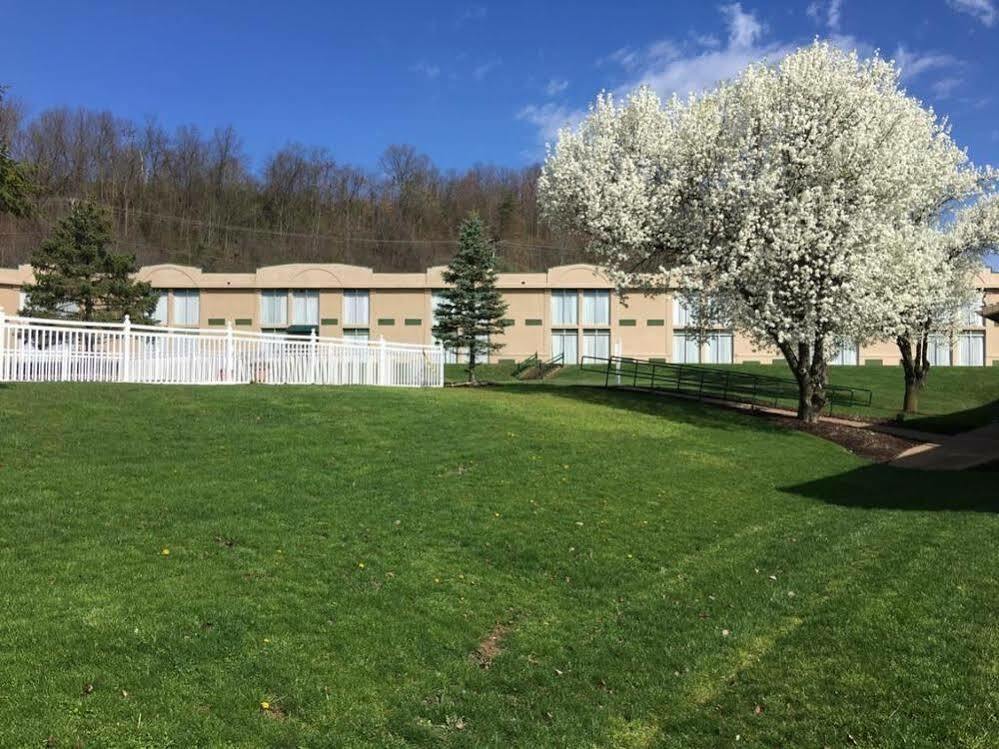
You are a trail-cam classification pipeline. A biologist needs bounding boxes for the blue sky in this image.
[1,0,997,172]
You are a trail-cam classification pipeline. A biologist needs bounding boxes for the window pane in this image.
[261,290,288,327]
[344,291,369,325]
[583,290,609,324]
[174,290,200,326]
[552,291,577,325]
[343,328,369,342]
[292,290,318,325]
[927,334,951,366]
[957,332,984,366]
[153,293,168,324]
[707,333,733,364]
[552,330,578,364]
[673,297,692,327]
[583,329,610,360]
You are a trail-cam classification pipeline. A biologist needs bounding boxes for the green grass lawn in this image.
[455,361,999,434]
[2,382,999,747]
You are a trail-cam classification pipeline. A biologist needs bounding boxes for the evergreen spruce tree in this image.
[22,201,158,322]
[433,214,509,383]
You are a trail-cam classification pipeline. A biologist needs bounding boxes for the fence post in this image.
[121,315,131,383]
[225,321,234,383]
[309,327,317,384]
[436,341,444,387]
[0,307,5,382]
[379,335,388,386]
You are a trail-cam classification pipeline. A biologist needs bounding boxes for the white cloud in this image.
[622,4,793,101]
[807,0,844,31]
[473,58,501,80]
[931,76,963,99]
[893,45,961,81]
[720,3,764,48]
[410,61,441,79]
[517,3,964,151]
[545,78,569,96]
[946,0,997,27]
[516,103,585,143]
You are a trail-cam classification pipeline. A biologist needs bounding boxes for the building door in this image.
[552,330,578,364]
[956,332,985,366]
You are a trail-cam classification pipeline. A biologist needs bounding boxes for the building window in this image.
[927,334,951,367]
[672,297,694,327]
[672,332,700,363]
[552,329,578,364]
[292,290,319,326]
[343,328,370,342]
[705,332,733,364]
[551,290,578,326]
[344,290,369,326]
[582,290,610,325]
[261,290,288,328]
[956,331,985,366]
[829,340,859,366]
[173,290,200,326]
[583,329,610,361]
[152,293,168,325]
[962,298,984,326]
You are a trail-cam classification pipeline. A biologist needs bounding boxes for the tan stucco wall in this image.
[3,262,998,367]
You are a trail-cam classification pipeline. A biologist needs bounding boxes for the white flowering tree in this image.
[875,196,999,413]
[539,42,995,422]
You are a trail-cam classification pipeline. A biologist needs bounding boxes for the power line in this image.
[34,196,577,252]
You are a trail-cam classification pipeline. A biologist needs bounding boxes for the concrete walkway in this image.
[891,421,999,471]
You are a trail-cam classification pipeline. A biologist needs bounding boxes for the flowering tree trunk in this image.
[897,332,930,414]
[778,339,828,423]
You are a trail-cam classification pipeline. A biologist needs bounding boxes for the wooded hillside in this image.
[0,98,583,272]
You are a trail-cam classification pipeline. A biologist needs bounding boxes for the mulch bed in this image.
[767,413,921,463]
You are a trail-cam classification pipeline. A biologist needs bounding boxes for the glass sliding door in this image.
[552,330,578,364]
[956,331,985,366]
[672,332,700,363]
[582,329,610,361]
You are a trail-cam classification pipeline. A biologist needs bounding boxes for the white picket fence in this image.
[0,311,445,388]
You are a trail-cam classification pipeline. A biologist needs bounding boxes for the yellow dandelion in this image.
[357,561,365,569]
[161,548,170,556]
[260,700,270,710]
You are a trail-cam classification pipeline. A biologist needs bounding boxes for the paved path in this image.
[890,421,999,471]
[616,385,999,469]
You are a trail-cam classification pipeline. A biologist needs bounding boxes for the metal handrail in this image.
[580,355,873,413]
[511,352,539,377]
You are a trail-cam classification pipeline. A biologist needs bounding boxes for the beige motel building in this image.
[1,262,997,367]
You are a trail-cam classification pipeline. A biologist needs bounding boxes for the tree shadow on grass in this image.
[489,383,795,438]
[897,399,999,436]
[782,462,999,513]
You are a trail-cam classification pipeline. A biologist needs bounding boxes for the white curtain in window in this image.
[173,290,200,326]
[927,334,951,366]
[705,333,733,364]
[583,329,610,360]
[292,290,319,325]
[344,290,369,325]
[957,332,984,366]
[672,297,692,327]
[153,293,168,324]
[582,290,609,325]
[261,290,288,327]
[552,330,578,364]
[829,340,858,366]
[963,298,984,326]
[672,333,700,363]
[551,291,577,325]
